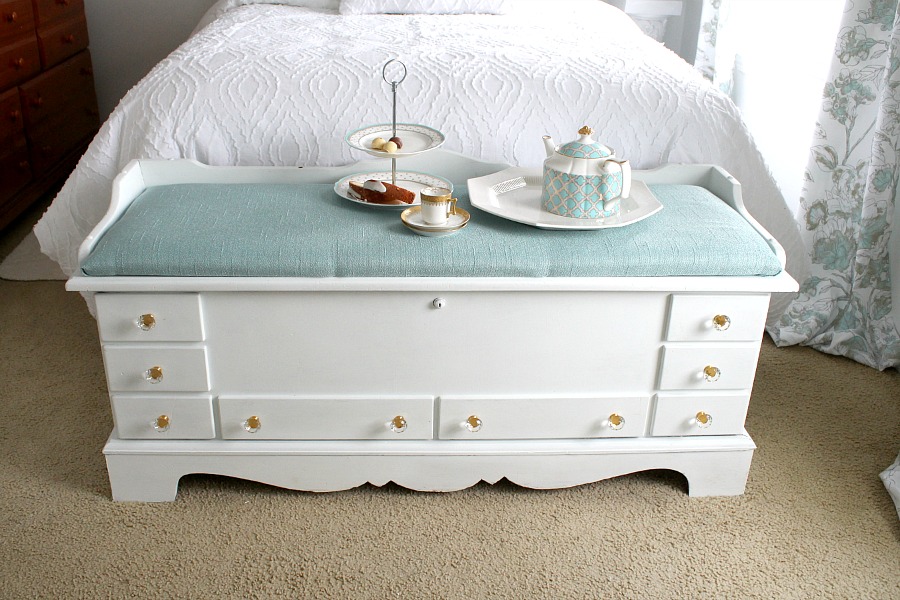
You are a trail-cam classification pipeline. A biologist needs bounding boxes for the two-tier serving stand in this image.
[336,59,450,207]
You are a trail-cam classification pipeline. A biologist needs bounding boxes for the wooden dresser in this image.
[0,0,98,230]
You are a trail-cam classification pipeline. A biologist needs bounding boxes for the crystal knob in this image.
[694,411,712,428]
[462,415,483,433]
[144,366,163,384]
[387,415,407,433]
[606,413,625,431]
[136,313,156,331]
[712,314,731,331]
[242,416,261,433]
[152,414,170,432]
[703,365,721,382]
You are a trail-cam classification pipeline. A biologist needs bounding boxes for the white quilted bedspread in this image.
[35,0,807,315]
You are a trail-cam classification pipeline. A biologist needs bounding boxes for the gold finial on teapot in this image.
[578,125,594,135]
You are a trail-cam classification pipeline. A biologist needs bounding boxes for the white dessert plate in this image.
[346,123,445,158]
[467,167,663,230]
[400,206,470,237]
[335,172,453,208]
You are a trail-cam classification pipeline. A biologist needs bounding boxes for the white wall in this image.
[83,0,219,119]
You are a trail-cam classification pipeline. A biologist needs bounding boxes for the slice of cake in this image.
[348,180,415,205]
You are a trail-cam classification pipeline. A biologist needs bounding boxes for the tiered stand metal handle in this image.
[382,59,407,185]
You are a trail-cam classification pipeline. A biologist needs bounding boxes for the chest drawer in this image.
[218,396,435,440]
[96,293,205,342]
[665,294,769,342]
[19,50,95,126]
[651,392,751,436]
[111,394,215,440]
[0,0,34,44]
[437,396,650,439]
[102,345,210,392]
[1,36,39,89]
[658,343,761,391]
[36,13,87,68]
[33,0,83,26]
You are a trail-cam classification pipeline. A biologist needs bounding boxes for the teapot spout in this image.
[542,135,556,158]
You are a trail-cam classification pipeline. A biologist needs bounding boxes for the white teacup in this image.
[420,187,457,226]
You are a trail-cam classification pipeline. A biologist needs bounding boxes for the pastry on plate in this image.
[348,179,415,205]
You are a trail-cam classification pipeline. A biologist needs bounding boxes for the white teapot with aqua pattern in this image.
[541,126,632,219]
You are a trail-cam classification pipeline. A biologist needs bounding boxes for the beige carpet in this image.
[1,220,898,599]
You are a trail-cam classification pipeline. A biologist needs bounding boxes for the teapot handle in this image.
[606,158,631,199]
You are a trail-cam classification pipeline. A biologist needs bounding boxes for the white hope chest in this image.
[68,152,798,501]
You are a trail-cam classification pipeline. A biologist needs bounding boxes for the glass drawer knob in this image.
[712,314,731,331]
[387,415,408,433]
[606,413,625,431]
[242,416,261,433]
[694,411,712,428]
[152,414,170,432]
[136,313,156,331]
[462,415,483,433]
[144,366,163,384]
[703,365,721,382]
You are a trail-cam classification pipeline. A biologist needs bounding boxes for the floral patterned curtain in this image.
[693,0,735,93]
[770,0,900,371]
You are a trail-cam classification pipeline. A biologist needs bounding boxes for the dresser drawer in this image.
[658,344,760,390]
[218,396,435,440]
[665,294,769,342]
[438,396,651,439]
[0,0,34,44]
[111,394,215,440]
[19,50,95,126]
[26,97,97,173]
[36,13,87,68]
[0,86,23,137]
[96,293,205,342]
[651,392,751,436]
[0,135,31,201]
[33,0,83,26]
[103,345,210,392]
[0,36,39,89]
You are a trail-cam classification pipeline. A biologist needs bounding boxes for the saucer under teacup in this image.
[400,206,470,237]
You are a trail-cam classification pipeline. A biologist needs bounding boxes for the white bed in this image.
[34,0,808,322]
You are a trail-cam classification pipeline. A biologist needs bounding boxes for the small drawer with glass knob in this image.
[665,294,770,342]
[95,293,204,342]
[109,394,215,439]
[650,392,751,436]
[101,345,210,392]
[437,396,650,439]
[657,343,760,391]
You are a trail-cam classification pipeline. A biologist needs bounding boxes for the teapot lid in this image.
[557,126,613,159]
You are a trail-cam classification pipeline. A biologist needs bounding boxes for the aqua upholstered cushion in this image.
[80,183,783,278]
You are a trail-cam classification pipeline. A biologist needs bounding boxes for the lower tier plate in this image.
[335,171,453,208]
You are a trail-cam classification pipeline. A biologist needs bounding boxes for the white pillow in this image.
[193,1,340,34]
[339,0,509,15]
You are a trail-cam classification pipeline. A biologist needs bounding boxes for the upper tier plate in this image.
[467,167,663,230]
[346,123,446,158]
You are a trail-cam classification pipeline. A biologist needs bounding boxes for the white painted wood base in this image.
[104,434,756,502]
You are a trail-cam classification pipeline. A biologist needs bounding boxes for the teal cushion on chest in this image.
[80,183,783,278]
